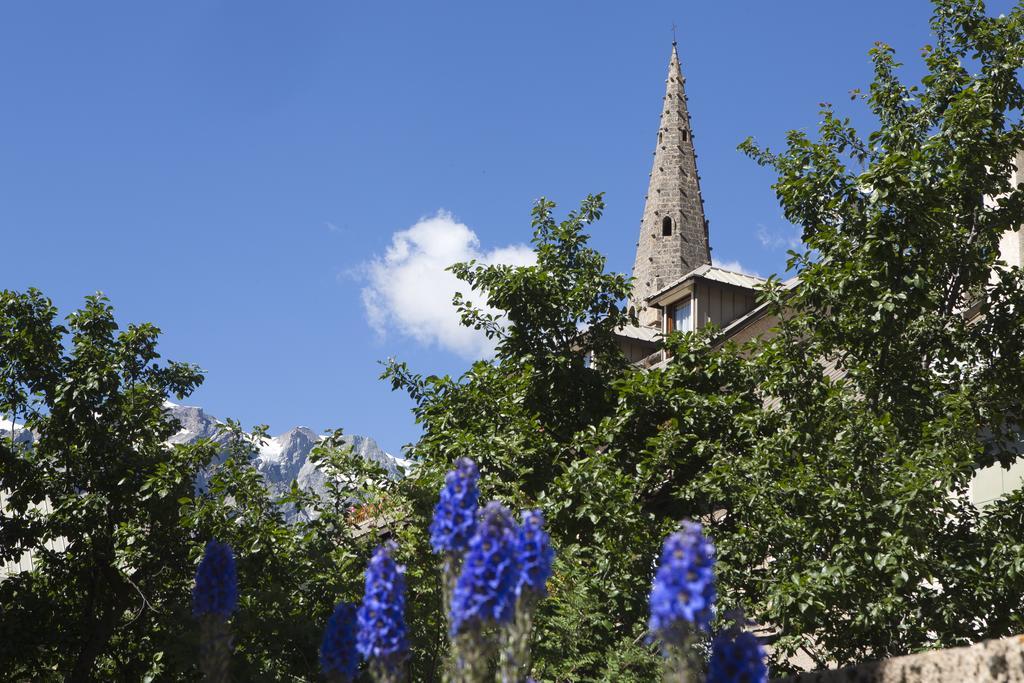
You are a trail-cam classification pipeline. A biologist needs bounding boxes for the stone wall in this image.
[773,635,1024,683]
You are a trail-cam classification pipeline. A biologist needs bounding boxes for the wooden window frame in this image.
[666,296,693,334]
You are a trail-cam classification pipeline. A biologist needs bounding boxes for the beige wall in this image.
[976,151,1024,505]
[972,460,1024,506]
[617,337,659,364]
[994,150,1024,269]
[0,490,68,577]
[694,281,759,330]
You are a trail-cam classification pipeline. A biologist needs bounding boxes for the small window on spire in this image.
[681,129,689,141]
[659,131,663,143]
[662,216,673,236]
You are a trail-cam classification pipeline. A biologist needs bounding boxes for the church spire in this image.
[629,42,711,326]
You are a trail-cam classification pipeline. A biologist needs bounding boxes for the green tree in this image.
[0,290,214,680]
[715,0,1024,668]
[0,290,391,681]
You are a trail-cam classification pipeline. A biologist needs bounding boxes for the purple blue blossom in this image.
[707,631,768,683]
[515,509,554,599]
[430,457,480,555]
[192,539,238,618]
[319,602,359,681]
[357,542,409,672]
[648,521,716,642]
[450,501,520,635]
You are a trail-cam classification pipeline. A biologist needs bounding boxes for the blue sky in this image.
[2,1,1013,454]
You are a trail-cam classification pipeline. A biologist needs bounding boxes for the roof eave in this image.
[647,278,697,307]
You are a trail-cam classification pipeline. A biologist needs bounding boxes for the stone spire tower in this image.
[630,43,711,326]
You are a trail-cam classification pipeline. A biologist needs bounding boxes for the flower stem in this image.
[442,553,460,680]
[499,599,534,682]
[199,614,231,683]
[663,633,703,683]
[452,630,495,683]
[370,660,407,683]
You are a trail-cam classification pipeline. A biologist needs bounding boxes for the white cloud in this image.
[756,223,802,251]
[712,258,759,278]
[361,211,535,359]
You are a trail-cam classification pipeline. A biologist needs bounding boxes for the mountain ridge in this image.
[2,404,403,517]
[164,402,403,503]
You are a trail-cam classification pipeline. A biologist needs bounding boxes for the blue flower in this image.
[648,521,716,642]
[450,501,520,635]
[515,509,554,599]
[707,631,768,683]
[430,457,480,555]
[192,539,238,618]
[319,602,359,680]
[357,542,409,671]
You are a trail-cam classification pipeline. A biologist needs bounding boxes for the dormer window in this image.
[668,297,692,333]
[662,216,673,236]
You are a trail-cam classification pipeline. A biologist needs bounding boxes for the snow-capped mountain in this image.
[2,405,404,519]
[0,419,30,446]
[164,402,403,500]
